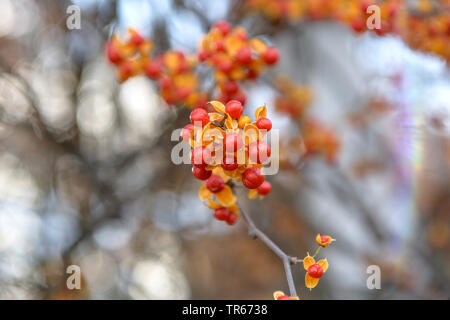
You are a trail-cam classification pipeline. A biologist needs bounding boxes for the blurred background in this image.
[0,0,449,299]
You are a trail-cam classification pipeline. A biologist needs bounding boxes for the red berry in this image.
[130,32,145,46]
[222,155,238,171]
[224,81,239,95]
[351,18,365,33]
[190,108,210,127]
[223,133,243,153]
[236,47,252,64]
[225,100,243,119]
[181,124,194,142]
[206,175,225,193]
[263,47,279,65]
[257,181,272,195]
[213,20,231,35]
[118,62,133,80]
[192,165,212,180]
[232,91,247,106]
[176,87,191,100]
[159,77,172,90]
[321,235,330,244]
[218,59,233,73]
[256,117,272,132]
[242,167,265,189]
[214,207,230,221]
[145,60,162,79]
[307,264,324,279]
[191,146,212,167]
[248,141,271,164]
[106,42,121,64]
[215,40,225,52]
[198,49,210,61]
[226,212,238,225]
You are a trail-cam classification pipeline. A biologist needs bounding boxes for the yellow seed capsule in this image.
[238,116,251,129]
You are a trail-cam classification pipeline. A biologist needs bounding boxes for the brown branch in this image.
[237,200,302,297]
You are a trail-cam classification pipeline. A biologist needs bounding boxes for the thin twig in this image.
[237,200,301,297]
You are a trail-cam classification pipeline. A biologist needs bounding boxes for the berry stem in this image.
[237,200,299,297]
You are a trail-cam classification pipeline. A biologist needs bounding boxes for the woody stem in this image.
[238,201,299,297]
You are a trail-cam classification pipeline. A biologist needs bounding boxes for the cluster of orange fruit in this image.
[275,76,340,165]
[106,23,280,108]
[245,0,450,62]
[184,100,273,225]
[106,29,207,108]
[198,20,280,106]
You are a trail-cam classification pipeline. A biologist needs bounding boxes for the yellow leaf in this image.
[317,259,328,273]
[215,185,236,207]
[209,112,225,122]
[243,123,260,145]
[255,105,267,120]
[206,199,221,209]
[305,273,319,290]
[198,184,212,201]
[250,38,268,54]
[303,255,315,270]
[209,101,226,113]
[248,189,258,199]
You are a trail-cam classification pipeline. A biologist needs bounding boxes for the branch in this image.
[237,200,302,297]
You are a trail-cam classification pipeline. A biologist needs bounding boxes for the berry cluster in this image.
[273,76,340,166]
[246,0,450,62]
[274,75,313,118]
[198,21,280,105]
[402,1,450,62]
[184,100,274,225]
[106,29,207,108]
[245,0,402,34]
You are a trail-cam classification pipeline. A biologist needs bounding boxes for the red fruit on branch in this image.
[248,141,271,164]
[232,91,247,105]
[206,175,226,193]
[257,181,272,195]
[223,133,243,153]
[218,59,233,73]
[190,108,210,127]
[213,20,231,35]
[242,167,265,189]
[263,47,279,65]
[192,165,212,180]
[226,212,238,225]
[214,207,230,221]
[181,124,194,142]
[130,32,145,46]
[198,49,210,61]
[236,47,252,64]
[225,100,243,119]
[307,264,324,279]
[224,81,239,95]
[221,155,239,171]
[256,117,272,132]
[145,60,162,79]
[106,42,121,64]
[191,146,212,167]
